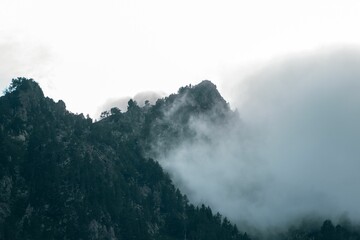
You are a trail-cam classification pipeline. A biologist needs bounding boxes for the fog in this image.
[157,49,360,231]
[96,91,165,118]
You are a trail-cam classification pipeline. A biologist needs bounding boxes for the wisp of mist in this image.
[158,49,360,231]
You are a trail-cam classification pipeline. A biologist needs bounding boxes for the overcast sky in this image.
[1,0,360,117]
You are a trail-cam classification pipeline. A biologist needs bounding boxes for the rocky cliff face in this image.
[0,78,248,240]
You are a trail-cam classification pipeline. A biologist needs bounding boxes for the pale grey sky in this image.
[1,0,360,117]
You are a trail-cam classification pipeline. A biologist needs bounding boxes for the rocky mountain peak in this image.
[175,80,228,112]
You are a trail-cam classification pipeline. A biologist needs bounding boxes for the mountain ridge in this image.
[0,78,249,240]
[2,78,360,240]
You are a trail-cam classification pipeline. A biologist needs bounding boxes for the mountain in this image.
[0,78,250,240]
[2,78,360,240]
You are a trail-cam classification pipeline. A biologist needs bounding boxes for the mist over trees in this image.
[2,62,360,240]
[152,50,360,234]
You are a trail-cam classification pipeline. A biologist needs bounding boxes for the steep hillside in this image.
[2,78,359,240]
[0,78,249,240]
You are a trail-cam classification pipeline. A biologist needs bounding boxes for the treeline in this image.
[280,220,360,240]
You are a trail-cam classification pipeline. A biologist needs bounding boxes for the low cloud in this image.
[157,48,360,232]
[96,91,165,117]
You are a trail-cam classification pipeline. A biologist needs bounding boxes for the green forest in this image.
[1,78,360,240]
